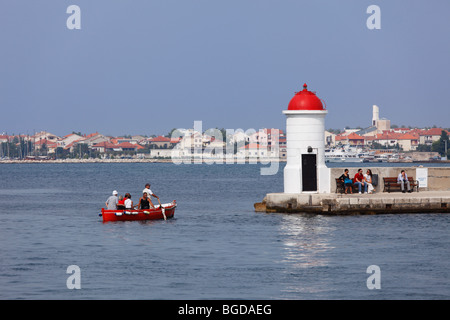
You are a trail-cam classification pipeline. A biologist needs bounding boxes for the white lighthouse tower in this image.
[283,83,330,194]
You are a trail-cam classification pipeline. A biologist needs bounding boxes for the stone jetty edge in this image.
[254,191,450,215]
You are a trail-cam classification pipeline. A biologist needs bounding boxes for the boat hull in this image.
[101,201,177,222]
[325,158,364,163]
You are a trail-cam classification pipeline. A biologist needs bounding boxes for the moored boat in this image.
[100,200,177,222]
[324,148,364,163]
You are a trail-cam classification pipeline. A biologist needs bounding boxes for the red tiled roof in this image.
[149,136,171,142]
[63,133,79,138]
[346,132,364,140]
[86,132,99,138]
[375,132,401,140]
[116,142,138,148]
[34,139,57,147]
[34,139,50,145]
[397,133,419,140]
[91,141,142,150]
[408,128,426,136]
[421,128,447,136]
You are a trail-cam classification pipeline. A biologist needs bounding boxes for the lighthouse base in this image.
[284,164,330,194]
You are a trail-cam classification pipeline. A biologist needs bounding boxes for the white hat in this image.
[113,190,118,195]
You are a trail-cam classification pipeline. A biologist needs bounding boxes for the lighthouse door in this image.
[301,154,317,192]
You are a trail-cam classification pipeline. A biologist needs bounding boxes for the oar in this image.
[158,198,166,220]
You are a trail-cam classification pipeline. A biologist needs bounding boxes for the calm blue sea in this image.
[0,162,449,299]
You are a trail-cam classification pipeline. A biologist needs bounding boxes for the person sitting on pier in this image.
[338,169,353,194]
[354,168,368,194]
[364,169,374,194]
[397,170,411,193]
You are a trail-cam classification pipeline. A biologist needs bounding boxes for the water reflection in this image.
[278,214,336,296]
[279,214,335,268]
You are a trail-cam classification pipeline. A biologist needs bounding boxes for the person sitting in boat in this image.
[142,183,161,206]
[354,168,368,194]
[117,195,125,209]
[105,190,119,209]
[124,193,134,209]
[138,192,153,210]
[338,169,353,194]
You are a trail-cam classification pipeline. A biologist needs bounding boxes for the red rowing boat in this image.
[100,200,177,222]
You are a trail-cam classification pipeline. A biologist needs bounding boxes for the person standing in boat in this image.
[105,190,119,209]
[138,192,152,210]
[142,183,160,207]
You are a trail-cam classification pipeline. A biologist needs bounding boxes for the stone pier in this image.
[255,191,450,215]
[254,166,450,215]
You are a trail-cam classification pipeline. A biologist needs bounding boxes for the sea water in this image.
[0,162,449,299]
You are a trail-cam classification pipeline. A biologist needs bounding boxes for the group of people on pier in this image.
[338,168,412,194]
[338,168,374,194]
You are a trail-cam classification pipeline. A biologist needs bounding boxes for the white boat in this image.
[325,148,364,163]
[374,154,390,162]
[388,154,400,162]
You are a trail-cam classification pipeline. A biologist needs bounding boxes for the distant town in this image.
[1,106,449,162]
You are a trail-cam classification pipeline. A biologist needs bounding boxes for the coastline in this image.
[0,158,287,164]
[0,158,175,164]
[1,158,449,165]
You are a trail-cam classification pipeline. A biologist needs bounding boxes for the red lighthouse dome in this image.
[287,83,325,111]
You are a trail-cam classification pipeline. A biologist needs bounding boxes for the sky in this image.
[1,0,450,137]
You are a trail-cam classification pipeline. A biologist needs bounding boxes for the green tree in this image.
[431,130,450,156]
[166,128,178,138]
[72,143,90,158]
[40,143,47,156]
[55,147,70,159]
[417,144,431,152]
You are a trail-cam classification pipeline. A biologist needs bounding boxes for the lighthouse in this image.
[283,83,330,194]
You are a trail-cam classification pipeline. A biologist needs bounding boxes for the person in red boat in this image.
[138,192,152,210]
[105,190,118,209]
[142,183,161,207]
[117,195,125,209]
[124,193,134,209]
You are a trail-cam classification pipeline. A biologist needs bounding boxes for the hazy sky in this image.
[1,0,449,137]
